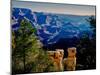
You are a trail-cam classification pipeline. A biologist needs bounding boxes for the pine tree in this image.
[12,19,39,73]
[12,19,55,74]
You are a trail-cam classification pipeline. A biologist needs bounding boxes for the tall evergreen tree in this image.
[12,19,38,73]
[12,19,55,74]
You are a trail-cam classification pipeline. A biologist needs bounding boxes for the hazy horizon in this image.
[12,1,96,16]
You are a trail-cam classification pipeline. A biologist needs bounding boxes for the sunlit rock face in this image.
[12,8,94,47]
[47,49,64,71]
[64,47,77,71]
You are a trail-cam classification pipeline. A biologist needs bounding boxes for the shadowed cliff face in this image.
[12,8,94,47]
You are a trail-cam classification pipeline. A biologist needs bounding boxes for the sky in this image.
[12,0,96,16]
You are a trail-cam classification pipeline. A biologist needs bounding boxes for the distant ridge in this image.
[12,8,94,46]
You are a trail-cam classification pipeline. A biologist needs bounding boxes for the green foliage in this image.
[12,19,56,74]
[87,16,96,28]
[76,16,96,70]
[87,16,96,32]
[76,36,96,70]
[12,19,37,73]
